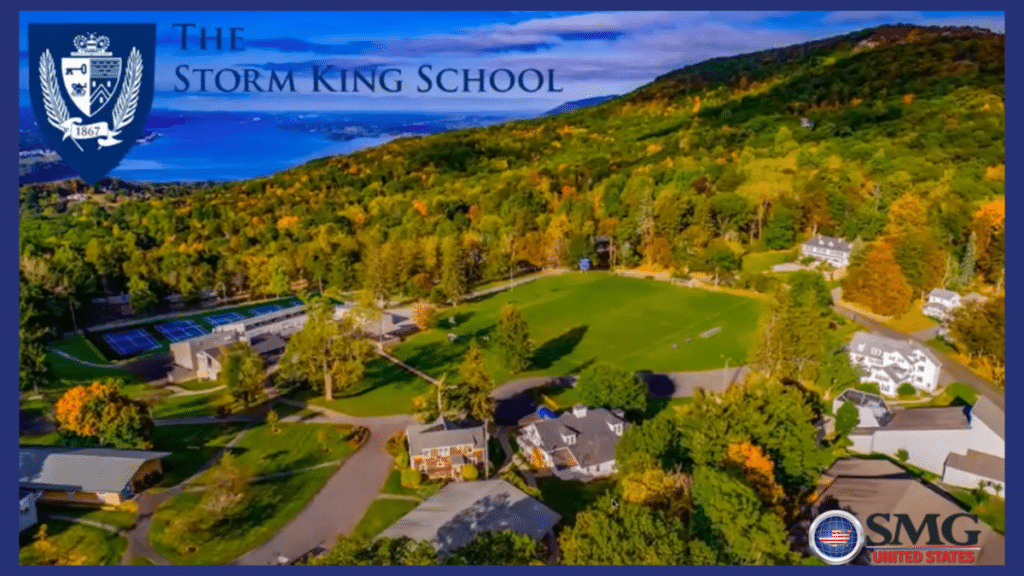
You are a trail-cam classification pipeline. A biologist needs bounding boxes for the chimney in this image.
[572,405,588,418]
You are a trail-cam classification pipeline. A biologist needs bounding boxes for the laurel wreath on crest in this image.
[39,46,142,143]
[38,49,70,131]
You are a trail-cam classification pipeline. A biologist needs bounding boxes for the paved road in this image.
[830,291,1004,411]
[233,400,413,565]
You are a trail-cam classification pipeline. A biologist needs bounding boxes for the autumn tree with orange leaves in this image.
[842,242,914,316]
[54,381,153,449]
[724,441,785,510]
[970,199,1005,282]
[412,300,436,331]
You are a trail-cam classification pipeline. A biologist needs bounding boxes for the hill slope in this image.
[19,24,1004,333]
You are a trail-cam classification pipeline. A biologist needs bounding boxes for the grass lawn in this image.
[537,386,582,410]
[393,272,766,385]
[535,476,617,526]
[975,496,1005,535]
[51,334,109,364]
[151,423,248,489]
[19,431,63,446]
[928,337,957,356]
[349,498,420,541]
[380,469,444,500]
[36,503,137,530]
[742,250,794,274]
[194,422,356,481]
[150,389,238,419]
[44,347,139,386]
[283,357,430,416]
[149,466,336,565]
[174,379,223,392]
[884,304,939,333]
[917,382,980,408]
[20,519,126,565]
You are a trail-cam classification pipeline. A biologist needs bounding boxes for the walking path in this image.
[44,514,121,534]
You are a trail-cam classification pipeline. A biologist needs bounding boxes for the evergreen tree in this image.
[456,341,495,422]
[835,401,860,437]
[495,303,532,372]
[440,235,467,304]
[577,362,646,413]
[960,231,977,287]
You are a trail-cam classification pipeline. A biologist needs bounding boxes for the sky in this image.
[19,10,1005,113]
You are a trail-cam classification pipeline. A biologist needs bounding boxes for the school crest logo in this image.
[29,24,155,184]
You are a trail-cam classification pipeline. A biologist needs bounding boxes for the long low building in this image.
[378,479,561,556]
[19,447,170,506]
[834,390,1005,494]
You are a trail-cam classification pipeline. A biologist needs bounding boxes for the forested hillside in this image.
[19,25,1004,336]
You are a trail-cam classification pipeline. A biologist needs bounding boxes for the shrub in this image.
[384,431,407,457]
[461,463,479,481]
[395,448,409,468]
[897,383,916,397]
[895,448,909,463]
[215,404,233,418]
[400,468,422,489]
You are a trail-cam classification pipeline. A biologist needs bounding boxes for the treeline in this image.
[18,25,1003,342]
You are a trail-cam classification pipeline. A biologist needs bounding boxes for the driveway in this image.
[232,402,413,565]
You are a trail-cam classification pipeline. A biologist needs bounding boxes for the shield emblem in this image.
[61,56,122,117]
[29,24,155,185]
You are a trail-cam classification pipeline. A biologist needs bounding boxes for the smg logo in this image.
[866,513,982,564]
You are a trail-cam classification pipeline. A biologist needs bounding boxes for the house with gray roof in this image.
[847,332,941,397]
[518,405,629,480]
[407,418,487,480]
[791,458,1004,565]
[378,479,560,556]
[834,390,1005,495]
[800,235,851,267]
[922,288,963,321]
[19,447,170,507]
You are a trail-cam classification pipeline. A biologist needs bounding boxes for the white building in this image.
[800,235,851,267]
[922,288,963,321]
[214,304,309,339]
[19,490,39,533]
[835,389,1004,495]
[518,405,629,480]
[847,332,941,397]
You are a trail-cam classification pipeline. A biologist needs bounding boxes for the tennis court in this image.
[102,328,160,356]
[155,320,209,342]
[247,304,285,317]
[204,311,246,326]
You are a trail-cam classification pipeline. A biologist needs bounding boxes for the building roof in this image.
[529,407,629,468]
[794,459,1004,565]
[250,333,287,356]
[378,479,561,555]
[882,406,971,431]
[849,332,941,367]
[970,396,1004,440]
[928,288,960,301]
[822,458,908,480]
[945,450,1005,483]
[360,310,418,338]
[407,418,486,455]
[802,235,851,253]
[881,365,911,384]
[834,389,892,426]
[19,448,171,494]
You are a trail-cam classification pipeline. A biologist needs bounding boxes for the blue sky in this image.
[19,11,1005,112]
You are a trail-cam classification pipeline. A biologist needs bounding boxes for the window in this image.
[561,434,576,445]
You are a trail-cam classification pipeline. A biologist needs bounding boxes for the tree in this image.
[440,235,467,304]
[461,462,479,481]
[447,531,543,565]
[19,290,50,393]
[201,452,251,523]
[959,231,977,287]
[458,341,495,422]
[752,288,829,382]
[412,300,435,331]
[577,362,646,413]
[279,296,375,401]
[495,303,532,372]
[620,457,692,514]
[307,536,439,566]
[54,381,153,449]
[560,496,691,565]
[842,242,914,316]
[763,206,797,249]
[835,401,859,438]
[217,341,266,410]
[266,408,279,433]
[895,448,909,463]
[691,466,796,565]
[787,271,832,310]
[723,442,784,508]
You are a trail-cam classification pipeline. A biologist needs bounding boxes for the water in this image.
[19,108,521,184]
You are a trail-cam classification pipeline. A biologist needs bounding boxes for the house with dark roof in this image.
[378,479,560,556]
[407,418,488,480]
[791,458,1004,565]
[518,405,629,480]
[847,332,941,397]
[800,235,851,267]
[834,390,1005,495]
[922,288,963,321]
[19,447,170,506]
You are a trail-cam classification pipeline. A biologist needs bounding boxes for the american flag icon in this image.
[820,528,852,547]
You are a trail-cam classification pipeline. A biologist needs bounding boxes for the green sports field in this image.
[393,272,767,385]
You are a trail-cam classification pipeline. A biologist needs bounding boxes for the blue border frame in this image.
[8,3,1014,573]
